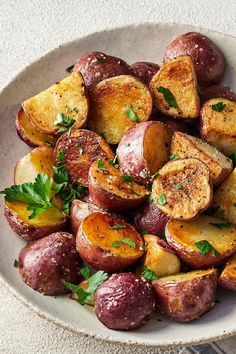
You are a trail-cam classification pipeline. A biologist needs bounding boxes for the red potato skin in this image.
[218,274,236,291]
[152,270,218,322]
[163,32,225,88]
[131,61,159,85]
[4,205,68,242]
[18,232,81,295]
[154,116,189,134]
[94,273,156,330]
[133,202,169,236]
[73,51,132,90]
[15,118,37,148]
[201,85,236,104]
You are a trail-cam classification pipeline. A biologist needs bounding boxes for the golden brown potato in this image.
[171,132,233,186]
[149,56,200,119]
[152,158,212,220]
[166,216,236,268]
[23,72,88,134]
[88,159,149,211]
[88,75,152,144]
[212,168,236,224]
[200,98,236,155]
[54,129,114,187]
[218,253,236,291]
[16,109,57,148]
[76,212,144,272]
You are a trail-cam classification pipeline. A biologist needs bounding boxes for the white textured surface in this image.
[1,0,236,353]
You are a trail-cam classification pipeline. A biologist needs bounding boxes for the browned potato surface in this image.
[152,158,212,220]
[54,129,114,187]
[166,216,236,268]
[19,232,81,295]
[163,32,225,88]
[117,121,172,184]
[200,98,236,155]
[152,269,218,322]
[131,61,159,85]
[150,56,200,119]
[88,75,152,144]
[218,253,236,291]
[201,85,236,104]
[76,212,144,272]
[171,132,233,186]
[88,159,149,211]
[23,72,88,134]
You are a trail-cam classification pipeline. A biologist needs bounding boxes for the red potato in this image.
[117,121,172,184]
[163,32,225,88]
[54,129,114,187]
[152,268,218,322]
[76,212,144,272]
[131,61,159,85]
[218,253,236,291]
[73,51,132,90]
[88,159,149,212]
[201,85,236,104]
[95,272,156,330]
[18,232,81,295]
[133,201,169,236]
[154,115,189,134]
[166,216,236,268]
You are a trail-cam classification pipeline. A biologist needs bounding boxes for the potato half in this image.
[88,75,152,144]
[200,98,236,155]
[149,55,200,119]
[23,72,88,134]
[152,158,212,220]
[76,212,144,272]
[171,132,233,186]
[218,253,236,291]
[166,216,236,268]
[152,268,218,322]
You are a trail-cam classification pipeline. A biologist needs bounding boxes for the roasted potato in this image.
[18,232,81,295]
[166,216,236,268]
[171,132,233,186]
[152,268,218,322]
[133,201,169,236]
[54,129,114,186]
[212,168,236,224]
[23,72,88,134]
[76,212,144,272]
[88,75,152,144]
[16,109,57,148]
[155,115,189,134]
[149,56,200,119]
[94,272,156,330]
[88,159,149,211]
[142,235,180,277]
[131,61,159,85]
[117,121,172,184]
[218,253,236,291]
[73,51,132,90]
[14,145,54,184]
[70,279,94,306]
[163,32,225,88]
[200,98,236,155]
[201,85,236,104]
[152,158,212,220]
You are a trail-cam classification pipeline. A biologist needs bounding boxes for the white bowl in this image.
[1,22,236,348]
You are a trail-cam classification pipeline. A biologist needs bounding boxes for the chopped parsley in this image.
[53,112,75,133]
[147,193,153,203]
[152,171,159,179]
[169,154,178,161]
[111,240,120,247]
[80,266,91,279]
[65,64,74,73]
[158,87,179,109]
[73,107,79,113]
[97,159,105,170]
[14,259,19,268]
[141,230,149,236]
[121,237,136,248]
[195,240,219,256]
[124,106,139,122]
[111,224,126,229]
[141,266,158,281]
[77,143,83,155]
[211,101,226,112]
[176,183,183,190]
[157,193,166,206]
[96,57,105,63]
[109,154,119,169]
[121,175,132,183]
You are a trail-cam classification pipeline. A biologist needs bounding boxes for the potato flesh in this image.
[220,253,236,281]
[149,56,200,119]
[166,215,236,254]
[212,168,236,224]
[88,75,152,144]
[23,72,88,133]
[14,145,54,184]
[157,268,217,282]
[201,98,236,155]
[152,158,212,220]
[82,212,143,258]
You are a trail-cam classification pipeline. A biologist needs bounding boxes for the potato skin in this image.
[163,32,225,88]
[94,273,156,330]
[133,202,169,236]
[18,232,81,295]
[131,61,159,85]
[152,269,217,322]
[201,85,236,104]
[73,51,132,90]
[155,115,189,134]
[218,253,236,291]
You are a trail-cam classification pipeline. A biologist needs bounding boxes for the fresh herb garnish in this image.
[157,193,166,206]
[77,143,83,155]
[147,193,153,203]
[209,222,231,229]
[111,224,126,229]
[109,154,119,169]
[53,113,75,133]
[121,237,136,248]
[44,141,53,147]
[65,64,74,73]
[176,183,183,190]
[111,240,120,247]
[14,259,19,268]
[211,102,226,112]
[124,106,139,122]
[130,188,140,196]
[80,266,91,279]
[158,87,179,109]
[96,57,105,63]
[73,107,79,113]
[141,230,149,236]
[152,171,159,179]
[97,159,106,170]
[169,154,178,160]
[121,175,132,183]
[195,240,219,256]
[229,152,236,167]
[141,266,158,281]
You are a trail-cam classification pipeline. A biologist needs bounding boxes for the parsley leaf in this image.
[169,154,178,161]
[209,222,231,229]
[152,171,159,179]
[147,193,153,203]
[176,183,183,190]
[157,193,166,206]
[141,266,158,281]
[195,240,219,256]
[121,175,132,183]
[14,259,19,268]
[124,106,139,122]
[141,230,149,236]
[73,107,79,113]
[80,266,91,279]
[211,102,226,112]
[121,237,136,248]
[111,224,126,229]
[158,87,179,109]
[77,143,83,155]
[97,159,106,170]
[86,271,108,293]
[53,113,75,133]
[111,240,120,247]
[109,154,119,169]
[96,57,105,63]
[61,279,91,305]
[65,64,74,73]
